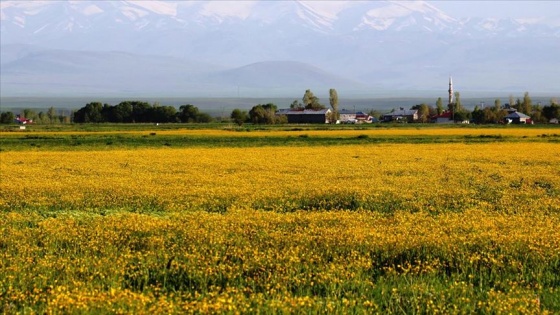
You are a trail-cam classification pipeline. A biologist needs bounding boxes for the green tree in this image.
[22,109,37,121]
[37,112,48,124]
[494,107,506,124]
[471,106,483,124]
[472,106,498,124]
[519,92,532,115]
[107,102,133,123]
[178,104,200,123]
[329,88,339,121]
[230,109,248,126]
[303,89,325,110]
[290,99,302,109]
[412,103,431,123]
[47,106,57,124]
[494,99,501,111]
[151,105,178,123]
[436,97,444,115]
[447,91,469,122]
[249,105,266,124]
[531,104,545,123]
[542,102,560,120]
[454,92,463,112]
[515,98,522,109]
[0,111,15,124]
[74,102,104,123]
[485,107,498,124]
[130,101,152,122]
[196,112,213,123]
[249,103,278,124]
[276,114,288,124]
[454,110,469,123]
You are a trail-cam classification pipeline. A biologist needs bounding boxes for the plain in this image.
[1,125,559,314]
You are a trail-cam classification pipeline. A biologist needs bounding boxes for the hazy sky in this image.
[430,1,560,19]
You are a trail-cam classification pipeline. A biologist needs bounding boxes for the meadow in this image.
[1,124,559,314]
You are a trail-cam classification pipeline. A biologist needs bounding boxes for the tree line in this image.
[1,90,332,126]
[0,101,215,124]
[72,101,213,123]
[0,107,71,124]
[1,91,559,125]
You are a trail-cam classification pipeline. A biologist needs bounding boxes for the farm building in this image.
[277,109,332,124]
[355,111,371,122]
[338,109,372,123]
[432,111,454,124]
[505,111,531,124]
[15,115,33,124]
[339,109,357,122]
[382,108,418,123]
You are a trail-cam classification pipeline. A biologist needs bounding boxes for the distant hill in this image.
[0,49,364,97]
[0,48,228,96]
[208,61,367,96]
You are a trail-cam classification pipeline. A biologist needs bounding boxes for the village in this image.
[275,104,540,125]
[274,78,558,125]
[3,79,559,126]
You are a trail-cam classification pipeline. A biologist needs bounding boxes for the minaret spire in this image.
[448,76,454,106]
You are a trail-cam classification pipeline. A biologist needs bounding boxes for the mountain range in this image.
[1,0,559,98]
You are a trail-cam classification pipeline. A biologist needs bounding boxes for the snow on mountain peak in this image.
[78,4,104,16]
[197,1,256,20]
[1,0,558,41]
[297,0,352,21]
[358,0,456,31]
[125,1,177,16]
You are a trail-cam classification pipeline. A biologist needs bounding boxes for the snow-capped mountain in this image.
[4,0,556,38]
[1,0,559,97]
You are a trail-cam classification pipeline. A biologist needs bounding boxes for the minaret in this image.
[448,76,453,106]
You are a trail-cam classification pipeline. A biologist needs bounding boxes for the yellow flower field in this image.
[1,142,558,213]
[1,130,559,313]
[1,126,558,139]
[2,209,558,314]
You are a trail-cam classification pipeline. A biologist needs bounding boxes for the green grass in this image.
[2,123,559,151]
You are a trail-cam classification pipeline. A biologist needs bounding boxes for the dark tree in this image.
[542,102,560,120]
[151,105,178,123]
[178,104,200,123]
[74,102,104,123]
[0,111,15,124]
[105,102,133,123]
[230,109,248,126]
[249,103,278,124]
[290,99,303,110]
[453,110,470,122]
[195,112,213,123]
[130,101,152,122]
[471,106,487,124]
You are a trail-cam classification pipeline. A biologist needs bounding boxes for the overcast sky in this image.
[430,1,560,19]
